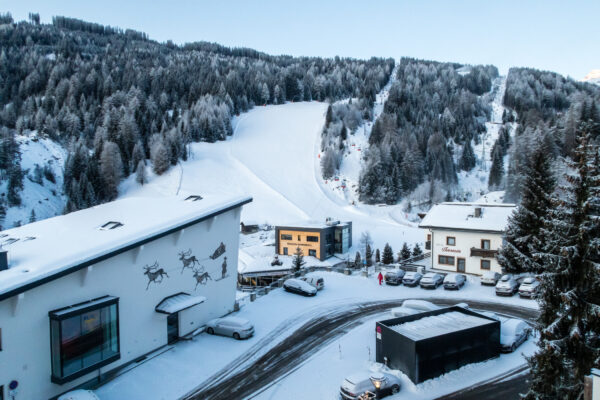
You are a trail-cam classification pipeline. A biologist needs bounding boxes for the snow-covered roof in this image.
[155,293,206,314]
[419,202,515,233]
[0,194,252,301]
[277,220,351,230]
[390,311,495,340]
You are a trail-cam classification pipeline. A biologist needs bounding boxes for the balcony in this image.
[470,247,498,258]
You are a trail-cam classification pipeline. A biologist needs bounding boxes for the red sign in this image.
[376,326,382,333]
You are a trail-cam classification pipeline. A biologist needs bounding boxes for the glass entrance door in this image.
[457,258,466,273]
[167,313,179,344]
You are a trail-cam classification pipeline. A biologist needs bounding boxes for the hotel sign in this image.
[441,247,461,253]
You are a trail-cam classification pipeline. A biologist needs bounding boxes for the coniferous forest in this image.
[0,13,393,217]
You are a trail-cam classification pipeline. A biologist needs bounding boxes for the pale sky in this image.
[4,0,599,79]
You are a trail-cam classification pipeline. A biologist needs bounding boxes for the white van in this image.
[300,275,325,290]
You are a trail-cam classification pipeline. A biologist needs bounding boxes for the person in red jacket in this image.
[378,272,384,285]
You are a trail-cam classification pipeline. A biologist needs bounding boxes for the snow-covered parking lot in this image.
[96,271,537,400]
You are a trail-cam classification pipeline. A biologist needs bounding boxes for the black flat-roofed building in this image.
[375,306,500,383]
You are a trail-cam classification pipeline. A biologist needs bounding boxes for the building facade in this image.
[419,203,515,275]
[0,195,251,400]
[275,220,352,261]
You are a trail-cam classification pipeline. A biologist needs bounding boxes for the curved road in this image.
[181,298,538,400]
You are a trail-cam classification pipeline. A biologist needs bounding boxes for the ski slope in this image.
[120,101,424,260]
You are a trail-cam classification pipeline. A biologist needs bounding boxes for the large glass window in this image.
[306,236,319,242]
[281,234,292,240]
[49,297,119,384]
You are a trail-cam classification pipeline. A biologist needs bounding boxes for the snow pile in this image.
[155,294,206,314]
[390,311,493,340]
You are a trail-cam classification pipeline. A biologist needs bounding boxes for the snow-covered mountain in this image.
[582,69,600,85]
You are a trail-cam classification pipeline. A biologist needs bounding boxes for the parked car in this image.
[481,271,502,286]
[205,317,254,340]
[500,318,531,352]
[443,274,466,290]
[300,275,325,290]
[419,272,444,289]
[283,278,317,296]
[402,271,423,287]
[495,274,520,296]
[340,372,401,399]
[384,269,406,285]
[391,299,440,317]
[518,277,540,298]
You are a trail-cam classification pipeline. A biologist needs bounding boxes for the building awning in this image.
[155,293,206,314]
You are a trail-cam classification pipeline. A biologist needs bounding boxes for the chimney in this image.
[0,250,8,271]
[474,207,482,218]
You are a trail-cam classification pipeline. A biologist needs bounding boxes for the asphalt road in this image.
[181,298,538,400]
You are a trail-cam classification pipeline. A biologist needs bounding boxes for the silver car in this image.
[340,372,401,399]
[419,273,444,289]
[283,278,317,296]
[402,271,423,287]
[206,316,254,340]
[443,274,466,290]
[495,274,520,296]
[500,318,531,352]
[481,271,501,286]
[518,277,540,298]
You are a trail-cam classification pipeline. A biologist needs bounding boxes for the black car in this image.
[402,271,423,287]
[384,270,406,285]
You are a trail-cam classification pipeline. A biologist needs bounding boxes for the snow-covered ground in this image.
[2,133,66,229]
[120,100,424,273]
[95,271,538,400]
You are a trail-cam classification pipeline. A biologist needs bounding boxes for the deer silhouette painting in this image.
[143,262,169,290]
[192,267,212,289]
[178,249,200,273]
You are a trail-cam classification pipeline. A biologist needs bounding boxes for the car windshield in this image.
[501,275,511,281]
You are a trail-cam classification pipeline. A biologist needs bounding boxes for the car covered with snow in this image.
[419,272,444,289]
[495,274,520,296]
[300,275,325,290]
[391,299,441,317]
[500,318,531,352]
[443,273,466,290]
[402,271,423,287]
[518,277,540,298]
[481,271,502,286]
[384,269,406,285]
[340,372,401,399]
[283,278,317,296]
[206,316,255,340]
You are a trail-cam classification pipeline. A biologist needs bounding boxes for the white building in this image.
[0,194,251,400]
[419,202,516,276]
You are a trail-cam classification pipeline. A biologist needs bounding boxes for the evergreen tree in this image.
[498,142,555,274]
[29,209,36,223]
[99,141,123,200]
[150,135,170,175]
[488,148,504,189]
[412,243,423,257]
[459,140,476,171]
[524,125,600,400]
[7,165,24,206]
[325,104,333,128]
[382,243,394,265]
[400,242,411,261]
[354,251,362,269]
[365,244,373,267]
[135,161,146,185]
[375,248,381,264]
[292,247,306,272]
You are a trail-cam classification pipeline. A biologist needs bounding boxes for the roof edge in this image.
[0,196,252,302]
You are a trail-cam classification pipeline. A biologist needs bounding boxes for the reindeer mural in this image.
[143,262,169,290]
[192,267,212,289]
[178,249,200,273]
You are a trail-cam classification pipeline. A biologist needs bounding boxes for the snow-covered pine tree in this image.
[459,140,476,171]
[524,124,600,400]
[412,243,423,257]
[488,147,504,189]
[375,248,381,264]
[135,161,146,185]
[382,243,394,265]
[99,141,123,200]
[497,142,555,274]
[365,244,373,267]
[29,209,36,223]
[292,247,305,272]
[354,251,362,269]
[400,242,411,261]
